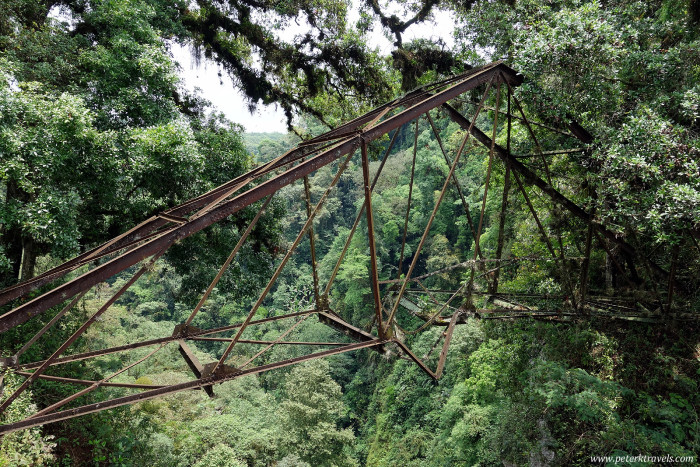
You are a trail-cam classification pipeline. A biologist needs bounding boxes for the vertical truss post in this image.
[397,119,419,278]
[324,129,400,296]
[492,170,510,294]
[303,176,321,305]
[361,139,385,338]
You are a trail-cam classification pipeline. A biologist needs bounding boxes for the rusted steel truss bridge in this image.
[0,62,694,434]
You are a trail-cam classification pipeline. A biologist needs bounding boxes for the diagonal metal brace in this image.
[178,340,214,397]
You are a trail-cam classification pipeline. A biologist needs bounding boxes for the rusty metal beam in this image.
[361,139,385,338]
[303,176,321,306]
[317,312,382,344]
[178,341,214,397]
[435,311,461,378]
[14,371,165,389]
[16,311,317,371]
[0,143,309,306]
[392,340,437,380]
[189,338,347,345]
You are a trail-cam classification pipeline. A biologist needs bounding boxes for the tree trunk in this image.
[18,236,37,281]
[1,180,30,285]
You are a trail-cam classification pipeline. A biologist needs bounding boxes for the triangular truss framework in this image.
[0,62,690,434]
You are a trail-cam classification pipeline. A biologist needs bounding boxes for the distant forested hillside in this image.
[243,133,296,163]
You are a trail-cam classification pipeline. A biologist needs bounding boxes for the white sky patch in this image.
[6,75,20,93]
[404,9,456,48]
[171,43,290,133]
[47,4,79,31]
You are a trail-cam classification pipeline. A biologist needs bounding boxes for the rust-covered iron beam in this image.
[435,311,461,378]
[178,341,214,397]
[15,310,317,371]
[14,371,165,390]
[189,338,347,345]
[392,340,437,380]
[361,139,385,337]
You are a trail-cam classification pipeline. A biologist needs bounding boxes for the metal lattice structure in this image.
[0,62,690,435]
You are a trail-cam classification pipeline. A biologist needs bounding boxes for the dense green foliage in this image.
[0,0,280,288]
[1,0,699,465]
[457,0,700,243]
